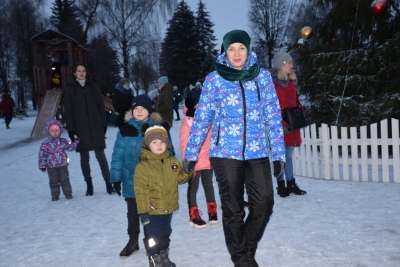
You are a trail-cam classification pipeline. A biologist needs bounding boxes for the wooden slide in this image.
[31,89,63,139]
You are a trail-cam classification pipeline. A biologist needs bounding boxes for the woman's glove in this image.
[140,213,150,225]
[40,168,46,172]
[273,161,284,177]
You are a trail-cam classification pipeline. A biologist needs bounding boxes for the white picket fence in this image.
[292,118,400,183]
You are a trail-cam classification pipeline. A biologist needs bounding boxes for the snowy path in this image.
[0,109,399,267]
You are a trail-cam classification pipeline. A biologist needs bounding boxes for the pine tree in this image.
[159,1,198,88]
[50,0,86,44]
[288,0,400,127]
[87,34,120,95]
[194,0,218,80]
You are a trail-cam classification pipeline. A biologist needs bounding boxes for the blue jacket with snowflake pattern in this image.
[184,51,285,162]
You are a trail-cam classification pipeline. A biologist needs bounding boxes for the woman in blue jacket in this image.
[110,94,161,257]
[184,30,285,267]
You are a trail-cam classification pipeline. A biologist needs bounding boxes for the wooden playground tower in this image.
[30,29,88,138]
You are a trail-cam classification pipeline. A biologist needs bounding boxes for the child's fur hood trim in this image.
[124,111,162,123]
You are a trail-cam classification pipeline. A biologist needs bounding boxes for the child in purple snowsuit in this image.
[38,120,79,201]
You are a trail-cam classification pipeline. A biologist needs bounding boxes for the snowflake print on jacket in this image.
[184,51,285,161]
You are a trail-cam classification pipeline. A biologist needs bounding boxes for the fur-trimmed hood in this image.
[124,111,162,124]
[269,68,297,88]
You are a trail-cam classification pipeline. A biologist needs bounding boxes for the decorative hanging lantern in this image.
[300,26,313,39]
[370,0,388,16]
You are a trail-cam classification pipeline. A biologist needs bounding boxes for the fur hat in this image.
[119,78,130,86]
[222,30,251,53]
[141,121,171,147]
[158,76,168,85]
[131,94,152,114]
[273,52,293,69]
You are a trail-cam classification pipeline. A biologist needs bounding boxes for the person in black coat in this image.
[112,78,134,128]
[172,86,181,121]
[64,63,116,196]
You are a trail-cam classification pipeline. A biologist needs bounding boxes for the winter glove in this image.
[182,160,196,173]
[273,161,284,178]
[40,168,46,172]
[103,126,107,136]
[68,131,78,141]
[283,126,292,134]
[140,213,150,225]
[113,182,121,196]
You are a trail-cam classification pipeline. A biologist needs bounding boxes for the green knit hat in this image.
[222,30,251,53]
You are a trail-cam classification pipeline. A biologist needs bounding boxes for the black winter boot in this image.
[287,178,307,195]
[276,180,290,198]
[160,248,176,267]
[86,179,93,196]
[148,254,163,267]
[105,180,116,195]
[119,238,139,257]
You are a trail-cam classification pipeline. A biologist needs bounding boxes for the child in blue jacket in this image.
[110,94,161,257]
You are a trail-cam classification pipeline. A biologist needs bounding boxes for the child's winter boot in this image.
[160,248,176,267]
[207,201,218,224]
[148,254,163,267]
[189,206,207,229]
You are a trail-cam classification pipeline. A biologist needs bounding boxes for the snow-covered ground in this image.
[0,109,399,267]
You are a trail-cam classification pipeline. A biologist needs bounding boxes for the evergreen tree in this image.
[194,0,218,80]
[287,0,400,127]
[159,1,198,88]
[50,0,85,44]
[87,34,120,95]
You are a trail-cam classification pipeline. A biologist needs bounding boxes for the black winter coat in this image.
[64,80,107,152]
[112,84,134,126]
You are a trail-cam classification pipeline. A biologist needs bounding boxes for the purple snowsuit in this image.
[38,120,79,169]
[38,120,79,197]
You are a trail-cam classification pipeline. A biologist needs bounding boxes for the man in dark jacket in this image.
[112,78,134,128]
[156,76,173,127]
[156,76,175,155]
[172,86,181,121]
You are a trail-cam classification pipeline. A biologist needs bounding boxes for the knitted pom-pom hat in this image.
[141,120,171,147]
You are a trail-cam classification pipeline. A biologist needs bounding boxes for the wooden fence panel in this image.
[321,124,330,180]
[360,125,369,182]
[392,119,400,181]
[331,126,340,180]
[293,119,399,183]
[381,119,389,183]
[370,123,379,182]
[350,127,359,181]
[341,127,350,181]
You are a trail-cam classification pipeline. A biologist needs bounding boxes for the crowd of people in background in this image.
[9,28,310,267]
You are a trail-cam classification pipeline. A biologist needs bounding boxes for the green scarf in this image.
[214,61,260,82]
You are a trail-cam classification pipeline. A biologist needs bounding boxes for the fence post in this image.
[392,118,399,182]
[320,124,331,180]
